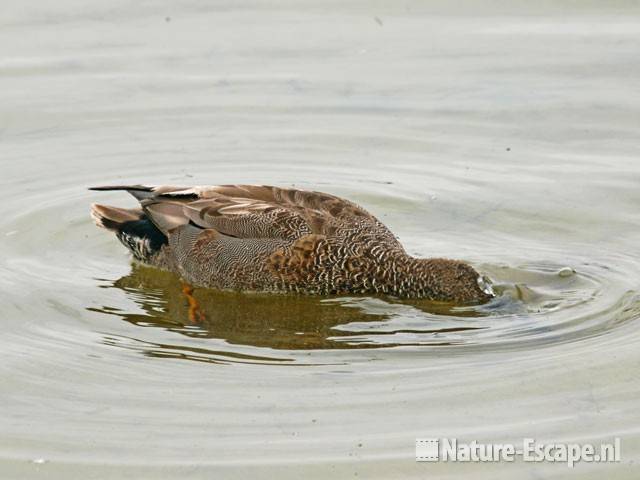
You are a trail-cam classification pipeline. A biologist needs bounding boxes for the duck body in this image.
[91,184,492,304]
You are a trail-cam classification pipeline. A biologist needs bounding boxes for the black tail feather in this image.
[89,185,153,192]
[89,185,157,201]
[115,218,168,262]
[91,203,167,263]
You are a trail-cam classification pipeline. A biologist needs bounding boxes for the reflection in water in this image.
[87,259,622,362]
[101,334,296,365]
[89,263,486,352]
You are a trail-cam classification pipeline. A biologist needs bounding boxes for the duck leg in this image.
[181,283,206,324]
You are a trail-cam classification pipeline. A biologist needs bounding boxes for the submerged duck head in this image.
[409,258,495,304]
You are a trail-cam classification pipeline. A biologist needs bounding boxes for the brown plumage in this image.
[90,184,494,304]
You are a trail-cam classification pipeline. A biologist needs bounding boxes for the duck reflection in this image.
[91,263,484,351]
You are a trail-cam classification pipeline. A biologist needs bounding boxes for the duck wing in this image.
[91,184,400,245]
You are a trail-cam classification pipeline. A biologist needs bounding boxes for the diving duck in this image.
[91,184,493,303]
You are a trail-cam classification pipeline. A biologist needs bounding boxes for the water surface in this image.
[1,1,639,478]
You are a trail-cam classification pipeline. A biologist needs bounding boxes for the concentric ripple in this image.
[1,172,638,365]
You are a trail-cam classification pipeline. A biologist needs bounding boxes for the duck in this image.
[90,184,493,304]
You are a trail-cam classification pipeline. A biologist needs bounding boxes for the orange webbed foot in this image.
[181,283,206,324]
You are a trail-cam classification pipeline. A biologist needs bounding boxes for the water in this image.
[1,1,639,478]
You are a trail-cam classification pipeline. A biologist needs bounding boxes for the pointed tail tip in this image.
[88,185,153,192]
[89,185,159,202]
